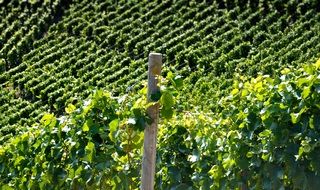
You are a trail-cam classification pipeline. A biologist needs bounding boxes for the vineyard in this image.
[1,0,320,189]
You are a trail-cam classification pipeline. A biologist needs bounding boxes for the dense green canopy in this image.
[1,0,320,189]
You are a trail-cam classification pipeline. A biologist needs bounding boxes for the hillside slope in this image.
[1,0,320,145]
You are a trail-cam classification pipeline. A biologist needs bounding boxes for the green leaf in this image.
[309,115,315,129]
[297,77,309,87]
[0,147,5,157]
[231,88,239,95]
[290,113,300,124]
[241,89,249,97]
[280,68,291,75]
[40,113,56,129]
[222,157,235,170]
[109,119,119,131]
[304,64,315,75]
[14,156,25,166]
[261,153,270,161]
[166,71,174,80]
[84,141,95,163]
[302,86,311,99]
[161,107,173,119]
[65,103,76,114]
[108,119,119,142]
[301,140,311,153]
[314,58,320,69]
[82,119,98,134]
[259,129,272,138]
[135,116,147,131]
[254,81,263,92]
[160,91,174,108]
[173,75,183,89]
[1,184,15,190]
[150,91,161,101]
[75,165,83,177]
[237,158,249,170]
[168,166,181,182]
[209,165,223,180]
[246,151,254,158]
[83,122,89,132]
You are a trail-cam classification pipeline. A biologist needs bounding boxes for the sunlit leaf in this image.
[108,119,119,142]
[301,86,311,99]
[40,113,57,129]
[160,91,174,108]
[84,141,95,163]
[65,104,76,114]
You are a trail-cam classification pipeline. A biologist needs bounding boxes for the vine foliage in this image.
[0,73,181,189]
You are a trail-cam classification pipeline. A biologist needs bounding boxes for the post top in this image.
[149,52,162,56]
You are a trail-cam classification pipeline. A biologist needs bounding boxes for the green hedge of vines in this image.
[2,60,320,189]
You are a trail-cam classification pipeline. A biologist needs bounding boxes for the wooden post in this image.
[240,170,248,190]
[141,53,162,190]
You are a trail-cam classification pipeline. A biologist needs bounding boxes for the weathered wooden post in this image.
[141,53,162,190]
